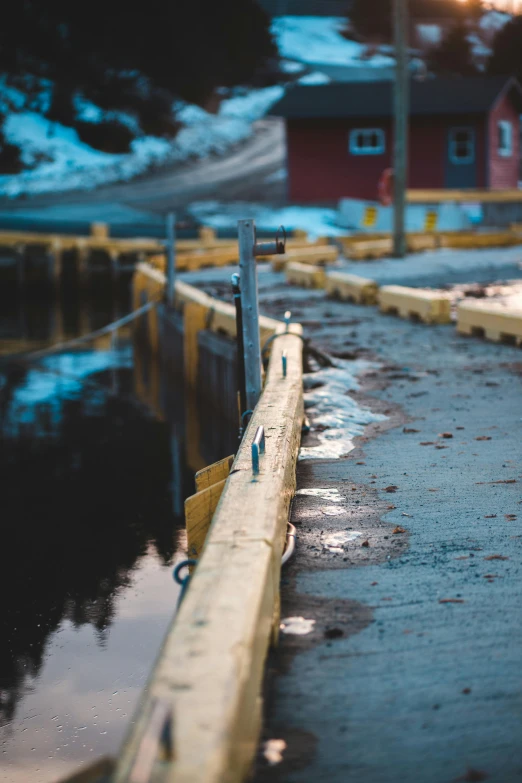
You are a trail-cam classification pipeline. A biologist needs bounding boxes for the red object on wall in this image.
[378,168,394,206]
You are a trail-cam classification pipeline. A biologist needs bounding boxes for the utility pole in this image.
[393,0,409,258]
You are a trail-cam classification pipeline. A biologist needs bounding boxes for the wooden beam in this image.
[195,455,235,492]
[185,479,227,559]
[113,331,304,783]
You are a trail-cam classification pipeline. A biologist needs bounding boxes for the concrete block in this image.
[286,261,326,289]
[325,271,378,305]
[457,300,522,346]
[379,285,451,324]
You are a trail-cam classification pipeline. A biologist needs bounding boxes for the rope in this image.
[11,298,160,364]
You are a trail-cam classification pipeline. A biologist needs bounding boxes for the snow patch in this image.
[271,16,395,68]
[189,201,344,239]
[299,360,385,461]
[0,84,285,196]
[298,71,331,85]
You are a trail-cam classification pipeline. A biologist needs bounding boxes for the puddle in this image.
[299,360,385,461]
[322,530,363,553]
[296,487,344,503]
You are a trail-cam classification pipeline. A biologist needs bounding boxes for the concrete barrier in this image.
[379,285,452,324]
[271,244,338,272]
[457,300,522,345]
[440,232,522,249]
[114,321,304,783]
[285,261,326,289]
[325,271,378,304]
[345,237,393,260]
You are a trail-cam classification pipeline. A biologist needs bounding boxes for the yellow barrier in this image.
[271,244,338,272]
[457,300,522,345]
[346,237,393,260]
[285,261,326,289]
[440,232,522,250]
[325,271,378,304]
[379,285,452,324]
[114,313,304,783]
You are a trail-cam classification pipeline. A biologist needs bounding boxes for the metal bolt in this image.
[284,311,291,332]
[282,351,287,378]
[252,425,265,475]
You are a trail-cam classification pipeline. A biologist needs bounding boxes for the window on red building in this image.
[497,121,513,157]
[349,129,385,156]
[449,128,475,165]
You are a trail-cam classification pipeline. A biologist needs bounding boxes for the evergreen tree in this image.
[349,0,392,42]
[488,15,522,84]
[0,0,277,108]
[428,22,478,76]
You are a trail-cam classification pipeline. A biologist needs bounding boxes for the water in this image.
[0,290,208,782]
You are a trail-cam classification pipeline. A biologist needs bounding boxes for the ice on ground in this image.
[299,359,385,461]
[280,617,316,635]
[189,201,344,239]
[322,531,363,552]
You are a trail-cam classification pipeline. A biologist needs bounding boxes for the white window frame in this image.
[349,128,385,156]
[497,120,513,158]
[449,127,475,165]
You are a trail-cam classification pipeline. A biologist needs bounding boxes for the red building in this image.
[270,76,522,203]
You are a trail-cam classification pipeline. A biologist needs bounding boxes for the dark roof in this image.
[270,76,522,119]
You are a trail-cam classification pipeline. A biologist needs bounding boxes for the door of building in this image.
[445,127,477,188]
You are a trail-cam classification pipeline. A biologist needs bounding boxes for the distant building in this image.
[270,76,522,203]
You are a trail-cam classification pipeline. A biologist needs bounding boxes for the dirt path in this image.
[0,120,284,218]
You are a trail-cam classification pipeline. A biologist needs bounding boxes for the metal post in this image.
[231,273,247,419]
[238,219,262,410]
[393,0,409,259]
[166,212,176,308]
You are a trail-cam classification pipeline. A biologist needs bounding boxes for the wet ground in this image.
[188,258,522,783]
[0,292,202,782]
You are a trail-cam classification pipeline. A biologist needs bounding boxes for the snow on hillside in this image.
[271,16,395,68]
[188,200,345,238]
[0,83,284,196]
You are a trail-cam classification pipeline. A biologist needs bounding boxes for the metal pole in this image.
[238,219,262,410]
[393,0,409,259]
[231,273,247,418]
[166,212,176,307]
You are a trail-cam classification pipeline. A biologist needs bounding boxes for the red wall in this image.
[287,118,392,203]
[488,92,520,190]
[287,114,488,203]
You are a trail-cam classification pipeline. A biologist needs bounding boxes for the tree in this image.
[0,0,277,108]
[350,0,392,42]
[428,22,478,76]
[488,15,522,84]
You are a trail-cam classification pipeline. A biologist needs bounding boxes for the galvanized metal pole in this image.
[166,212,176,307]
[393,0,409,259]
[238,219,262,411]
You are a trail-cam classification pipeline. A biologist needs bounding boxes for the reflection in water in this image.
[0,293,201,782]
